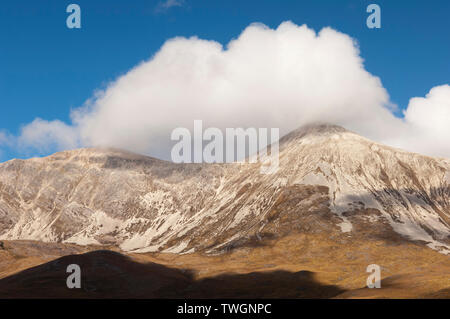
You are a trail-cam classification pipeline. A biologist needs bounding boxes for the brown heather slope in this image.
[0,234,449,299]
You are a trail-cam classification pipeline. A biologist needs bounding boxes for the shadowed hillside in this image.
[0,250,344,298]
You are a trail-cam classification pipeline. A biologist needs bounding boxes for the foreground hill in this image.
[0,124,449,255]
[0,239,449,298]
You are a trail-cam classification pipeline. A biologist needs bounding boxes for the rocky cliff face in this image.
[0,124,449,254]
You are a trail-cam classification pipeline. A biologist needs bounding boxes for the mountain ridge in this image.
[0,123,449,255]
[4,123,448,164]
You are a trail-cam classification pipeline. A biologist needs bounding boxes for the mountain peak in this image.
[296,123,348,134]
[280,123,354,144]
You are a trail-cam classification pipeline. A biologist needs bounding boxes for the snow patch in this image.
[386,213,450,255]
[120,210,183,251]
[163,241,190,254]
[445,171,450,184]
[229,206,251,229]
[300,172,328,186]
[337,219,353,233]
[64,210,121,246]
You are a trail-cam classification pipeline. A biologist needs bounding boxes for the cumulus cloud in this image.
[390,85,450,158]
[155,0,185,13]
[0,131,13,148]
[5,21,450,159]
[16,118,80,153]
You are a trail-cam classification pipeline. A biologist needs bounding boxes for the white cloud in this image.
[390,84,450,158]
[17,118,80,153]
[155,0,184,12]
[4,22,450,159]
[0,132,9,146]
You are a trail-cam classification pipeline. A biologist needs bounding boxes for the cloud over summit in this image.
[8,21,450,159]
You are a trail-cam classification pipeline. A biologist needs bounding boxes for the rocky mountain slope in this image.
[0,124,449,254]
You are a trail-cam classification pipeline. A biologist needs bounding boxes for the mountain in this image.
[0,124,449,255]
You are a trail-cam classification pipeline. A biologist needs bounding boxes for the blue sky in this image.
[0,0,449,161]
